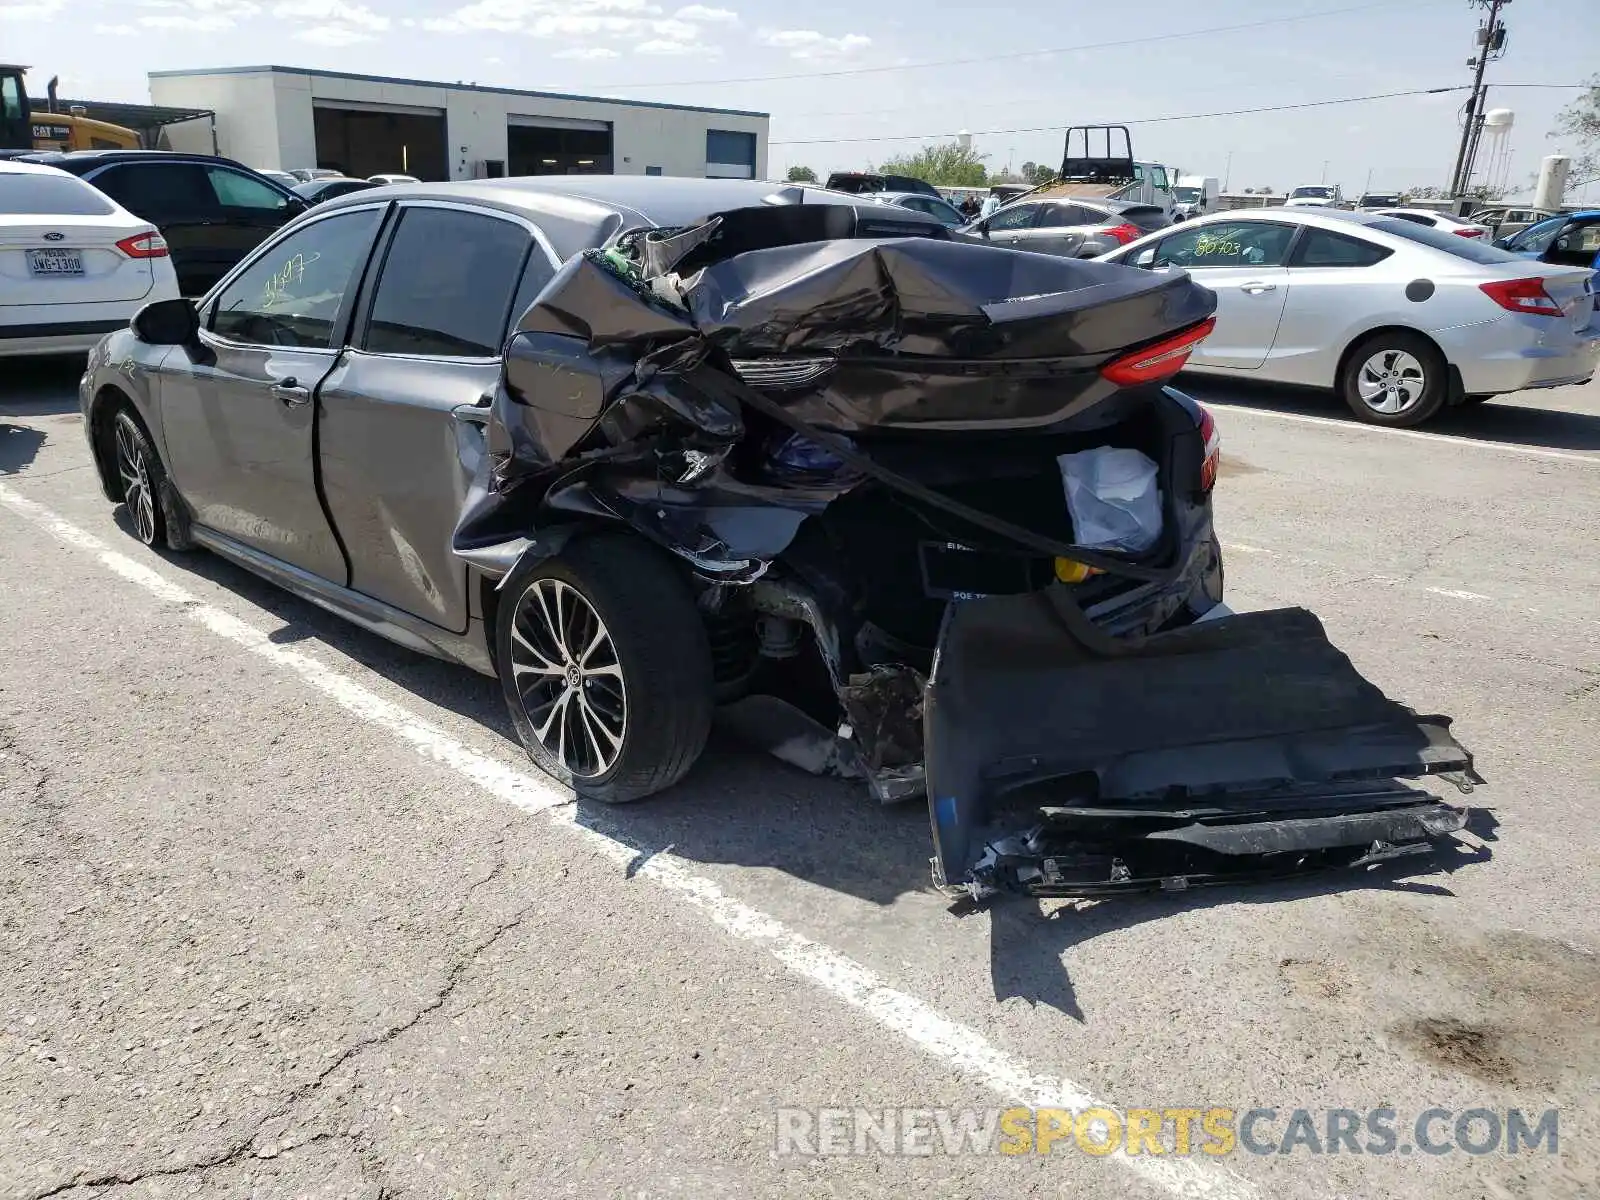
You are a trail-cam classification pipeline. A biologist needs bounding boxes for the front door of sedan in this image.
[1129,220,1297,369]
[975,201,1045,247]
[154,205,387,583]
[316,203,554,632]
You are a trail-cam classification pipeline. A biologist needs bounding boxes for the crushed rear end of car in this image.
[455,202,1481,904]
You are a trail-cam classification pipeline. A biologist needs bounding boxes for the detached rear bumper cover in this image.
[926,599,1479,897]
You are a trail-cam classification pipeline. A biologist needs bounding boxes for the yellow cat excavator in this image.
[1,65,141,154]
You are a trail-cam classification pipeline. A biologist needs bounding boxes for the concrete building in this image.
[147,65,768,183]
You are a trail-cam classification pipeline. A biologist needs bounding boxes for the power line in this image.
[591,0,1443,91]
[769,86,1470,146]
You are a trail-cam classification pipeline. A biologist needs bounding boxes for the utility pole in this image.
[1449,0,1510,198]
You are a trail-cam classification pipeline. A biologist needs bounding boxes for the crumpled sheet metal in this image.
[454,206,1216,575]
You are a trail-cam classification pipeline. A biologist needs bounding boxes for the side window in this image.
[1150,166,1169,190]
[507,242,558,332]
[985,203,1037,232]
[1,74,22,120]
[1154,222,1295,268]
[362,207,532,358]
[211,209,381,347]
[207,167,292,213]
[92,163,216,222]
[1386,212,1431,226]
[1509,217,1565,254]
[1291,228,1393,268]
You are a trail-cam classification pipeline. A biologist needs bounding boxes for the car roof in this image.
[313,175,945,261]
[0,158,76,178]
[22,149,253,173]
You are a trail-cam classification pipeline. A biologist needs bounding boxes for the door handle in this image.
[271,377,312,407]
[1239,281,1277,294]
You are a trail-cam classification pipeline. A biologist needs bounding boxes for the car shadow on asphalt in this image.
[0,423,47,475]
[0,355,86,420]
[128,518,1500,1020]
[1180,375,1600,453]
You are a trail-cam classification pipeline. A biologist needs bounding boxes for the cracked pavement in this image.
[3,360,1599,1199]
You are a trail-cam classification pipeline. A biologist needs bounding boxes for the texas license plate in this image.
[28,248,85,276]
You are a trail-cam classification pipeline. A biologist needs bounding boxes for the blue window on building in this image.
[645,165,663,176]
[705,129,756,179]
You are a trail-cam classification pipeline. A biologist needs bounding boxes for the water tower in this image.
[1480,108,1514,194]
[956,129,972,152]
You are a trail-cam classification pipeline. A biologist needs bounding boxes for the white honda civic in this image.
[1097,207,1600,426]
[1,159,180,359]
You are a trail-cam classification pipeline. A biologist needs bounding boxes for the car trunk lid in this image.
[0,217,156,307]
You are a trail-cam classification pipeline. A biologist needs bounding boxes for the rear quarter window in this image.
[0,173,115,216]
[1369,218,1525,264]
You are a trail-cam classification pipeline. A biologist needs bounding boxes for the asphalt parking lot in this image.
[2,358,1597,1200]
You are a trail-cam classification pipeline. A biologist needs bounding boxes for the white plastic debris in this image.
[1057,446,1163,553]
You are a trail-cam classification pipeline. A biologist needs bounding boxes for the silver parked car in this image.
[1098,208,1600,425]
[73,175,1489,901]
[960,196,1168,258]
[1470,205,1558,241]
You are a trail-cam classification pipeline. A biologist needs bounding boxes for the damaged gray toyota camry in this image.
[80,175,1482,906]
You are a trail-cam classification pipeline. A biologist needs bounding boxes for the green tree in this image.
[786,165,818,183]
[1019,161,1055,185]
[1552,75,1600,177]
[878,142,988,187]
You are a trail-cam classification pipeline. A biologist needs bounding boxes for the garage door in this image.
[313,100,448,181]
[507,114,613,176]
[706,129,755,179]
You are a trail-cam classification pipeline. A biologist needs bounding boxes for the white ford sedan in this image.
[1,159,180,359]
[1098,207,1600,426]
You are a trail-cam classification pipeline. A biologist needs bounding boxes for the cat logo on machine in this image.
[43,231,66,242]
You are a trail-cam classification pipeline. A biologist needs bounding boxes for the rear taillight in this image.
[116,232,168,259]
[1197,404,1221,492]
[1100,317,1216,386]
[1479,277,1563,316]
[1104,222,1142,246]
[1454,227,1484,238]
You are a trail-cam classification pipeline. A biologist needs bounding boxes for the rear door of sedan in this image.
[315,201,559,633]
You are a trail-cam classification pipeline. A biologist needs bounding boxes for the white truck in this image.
[1171,175,1220,221]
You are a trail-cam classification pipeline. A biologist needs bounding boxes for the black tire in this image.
[1337,331,1447,427]
[495,532,714,803]
[109,405,193,552]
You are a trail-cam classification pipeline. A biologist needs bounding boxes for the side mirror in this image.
[132,297,199,346]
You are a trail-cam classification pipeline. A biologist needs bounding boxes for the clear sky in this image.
[3,0,1596,200]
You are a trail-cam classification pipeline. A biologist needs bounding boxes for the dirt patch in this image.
[1392,1016,1515,1084]
[1278,956,1349,1000]
[1216,456,1263,479]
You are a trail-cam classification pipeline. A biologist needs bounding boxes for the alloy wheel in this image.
[508,578,627,778]
[114,416,158,544]
[1356,349,1426,415]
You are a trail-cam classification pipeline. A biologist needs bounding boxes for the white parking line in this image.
[0,481,1260,1200]
[1205,403,1600,465]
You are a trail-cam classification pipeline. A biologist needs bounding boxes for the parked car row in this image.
[6,154,1597,436]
